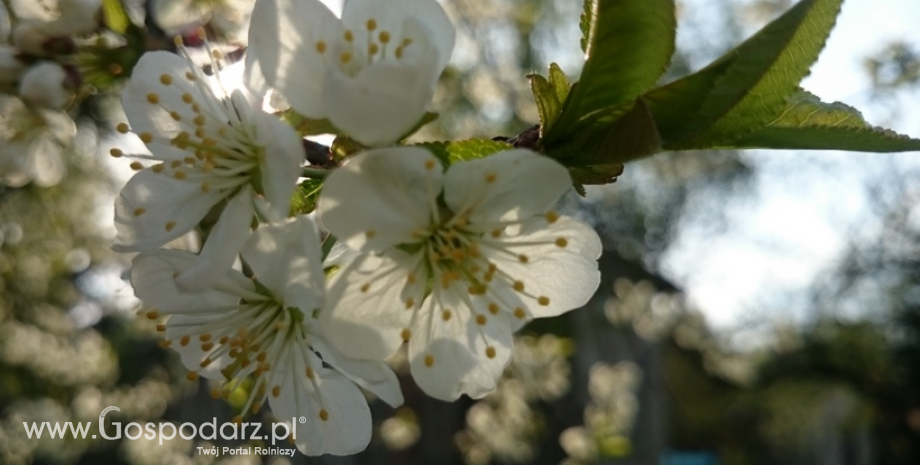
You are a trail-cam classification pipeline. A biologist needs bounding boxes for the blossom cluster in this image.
[0,0,102,187]
[115,0,602,456]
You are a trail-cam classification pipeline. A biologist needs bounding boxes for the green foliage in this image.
[548,0,675,140]
[528,63,570,135]
[290,178,323,215]
[535,0,920,182]
[646,0,844,150]
[415,139,514,166]
[732,89,920,151]
[279,110,341,137]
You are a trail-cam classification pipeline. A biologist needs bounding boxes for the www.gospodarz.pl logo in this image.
[23,406,304,446]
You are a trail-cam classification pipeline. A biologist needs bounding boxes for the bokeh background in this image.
[1,0,920,464]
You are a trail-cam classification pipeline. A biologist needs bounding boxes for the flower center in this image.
[314,17,415,78]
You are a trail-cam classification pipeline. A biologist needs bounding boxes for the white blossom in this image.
[19,62,73,110]
[0,94,73,187]
[248,0,454,147]
[317,148,602,400]
[112,51,303,291]
[132,217,403,456]
[153,0,255,45]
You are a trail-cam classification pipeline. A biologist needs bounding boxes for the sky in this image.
[660,0,920,334]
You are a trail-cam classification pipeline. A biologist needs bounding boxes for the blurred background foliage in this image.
[1,0,920,464]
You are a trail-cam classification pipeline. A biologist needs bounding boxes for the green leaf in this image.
[102,0,130,34]
[290,178,323,215]
[548,0,675,141]
[278,110,340,136]
[579,0,594,53]
[550,98,660,167]
[647,0,844,150]
[730,89,920,151]
[415,139,514,166]
[528,64,570,134]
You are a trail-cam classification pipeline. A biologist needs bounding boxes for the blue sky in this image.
[661,0,920,334]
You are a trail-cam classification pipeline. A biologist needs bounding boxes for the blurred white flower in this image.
[318,148,602,400]
[111,51,303,291]
[9,0,100,49]
[0,94,73,187]
[19,62,74,110]
[132,217,402,456]
[154,0,255,45]
[248,0,454,147]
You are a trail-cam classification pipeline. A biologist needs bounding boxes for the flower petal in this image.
[270,346,371,456]
[175,187,255,292]
[320,250,418,360]
[310,337,404,407]
[444,149,572,225]
[241,216,324,312]
[248,0,341,119]
[256,111,303,220]
[341,0,454,71]
[113,167,224,252]
[165,314,235,379]
[483,216,601,324]
[131,249,239,311]
[121,51,217,162]
[318,147,441,252]
[324,63,433,147]
[408,283,513,401]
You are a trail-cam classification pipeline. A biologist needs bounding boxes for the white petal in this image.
[256,111,303,219]
[318,147,440,252]
[483,216,601,322]
[113,168,224,252]
[408,284,513,401]
[270,347,371,456]
[131,249,239,311]
[248,0,341,119]
[153,0,210,34]
[444,150,572,224]
[324,55,436,147]
[310,338,404,407]
[320,250,418,360]
[175,188,255,292]
[121,51,216,162]
[341,0,454,71]
[241,216,324,311]
[164,314,234,379]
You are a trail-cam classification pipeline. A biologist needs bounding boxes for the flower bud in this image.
[19,62,75,110]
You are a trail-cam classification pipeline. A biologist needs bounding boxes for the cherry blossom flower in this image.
[248,0,454,147]
[132,217,402,455]
[0,94,73,187]
[318,148,602,400]
[112,50,302,291]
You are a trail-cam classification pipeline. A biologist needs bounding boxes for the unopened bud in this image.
[19,62,75,110]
